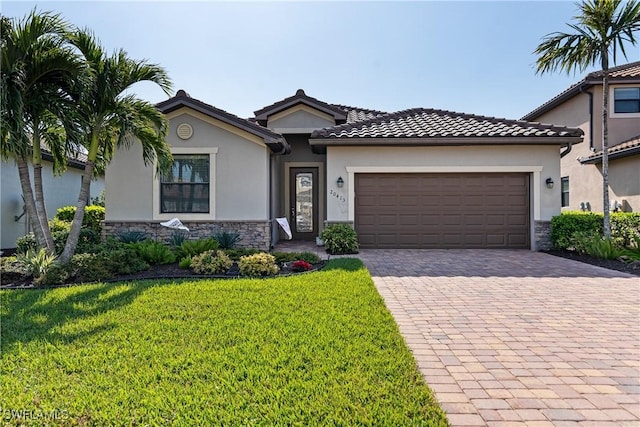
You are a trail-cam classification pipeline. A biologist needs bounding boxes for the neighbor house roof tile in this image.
[580,133,640,164]
[310,108,583,144]
[521,61,640,121]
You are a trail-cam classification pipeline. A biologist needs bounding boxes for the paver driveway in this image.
[358,249,640,427]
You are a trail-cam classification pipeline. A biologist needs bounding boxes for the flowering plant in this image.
[291,260,312,272]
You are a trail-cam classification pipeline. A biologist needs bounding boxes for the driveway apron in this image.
[357,249,639,427]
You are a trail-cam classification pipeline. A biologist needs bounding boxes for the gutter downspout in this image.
[560,142,573,158]
[579,86,595,152]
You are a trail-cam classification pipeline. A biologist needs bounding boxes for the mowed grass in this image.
[1,259,448,426]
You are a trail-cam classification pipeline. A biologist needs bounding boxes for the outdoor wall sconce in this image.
[336,176,344,188]
[545,177,554,189]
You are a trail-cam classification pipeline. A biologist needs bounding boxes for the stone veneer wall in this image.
[103,221,272,250]
[534,220,552,251]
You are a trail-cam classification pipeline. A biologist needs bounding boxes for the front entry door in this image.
[289,167,318,240]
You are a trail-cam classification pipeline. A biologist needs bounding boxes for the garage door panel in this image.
[508,214,528,226]
[509,234,529,246]
[377,215,398,225]
[357,195,378,207]
[464,214,484,226]
[399,214,419,225]
[486,234,507,245]
[443,214,463,225]
[355,173,530,249]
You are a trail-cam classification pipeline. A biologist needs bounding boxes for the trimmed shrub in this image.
[213,231,241,250]
[17,227,101,256]
[55,205,105,233]
[272,251,321,265]
[611,212,640,247]
[175,238,219,260]
[551,212,640,250]
[128,241,176,265]
[36,262,71,286]
[191,250,233,274]
[54,206,77,222]
[100,247,148,276]
[224,248,260,261]
[238,253,279,277]
[69,253,112,282]
[16,233,37,254]
[49,218,71,233]
[321,224,359,254]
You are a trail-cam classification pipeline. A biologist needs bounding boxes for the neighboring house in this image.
[105,89,583,250]
[522,61,640,214]
[1,152,105,250]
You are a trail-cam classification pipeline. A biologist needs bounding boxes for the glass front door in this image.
[289,167,318,240]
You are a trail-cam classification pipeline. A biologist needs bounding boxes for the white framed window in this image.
[561,176,569,208]
[611,86,640,118]
[160,154,209,213]
[153,147,217,220]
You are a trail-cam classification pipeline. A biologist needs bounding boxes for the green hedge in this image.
[551,211,640,249]
[55,205,105,232]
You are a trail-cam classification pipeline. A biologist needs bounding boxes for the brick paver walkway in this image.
[357,249,640,427]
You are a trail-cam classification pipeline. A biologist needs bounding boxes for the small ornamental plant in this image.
[238,253,279,277]
[291,260,312,272]
[191,250,233,275]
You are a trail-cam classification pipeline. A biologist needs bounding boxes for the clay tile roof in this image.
[253,89,348,123]
[522,61,640,121]
[580,133,640,164]
[331,104,387,123]
[310,108,583,144]
[157,90,289,153]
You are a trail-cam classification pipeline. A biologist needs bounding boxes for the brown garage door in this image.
[355,173,530,249]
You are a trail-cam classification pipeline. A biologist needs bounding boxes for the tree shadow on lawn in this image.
[0,282,151,352]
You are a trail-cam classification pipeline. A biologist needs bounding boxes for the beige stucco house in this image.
[105,89,583,250]
[522,61,640,214]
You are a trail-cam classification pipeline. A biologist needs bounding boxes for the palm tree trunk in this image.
[601,53,611,239]
[59,159,94,263]
[15,157,48,250]
[32,125,56,253]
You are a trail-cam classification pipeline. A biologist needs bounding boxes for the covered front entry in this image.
[289,167,319,240]
[355,173,530,249]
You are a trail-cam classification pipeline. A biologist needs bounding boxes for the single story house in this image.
[522,61,640,213]
[105,89,583,250]
[1,152,105,250]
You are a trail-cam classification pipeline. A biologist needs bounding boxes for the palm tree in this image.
[534,0,640,238]
[1,9,82,253]
[59,30,173,263]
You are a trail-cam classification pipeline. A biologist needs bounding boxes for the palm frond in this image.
[534,0,640,75]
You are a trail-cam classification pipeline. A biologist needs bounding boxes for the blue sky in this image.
[4,1,640,120]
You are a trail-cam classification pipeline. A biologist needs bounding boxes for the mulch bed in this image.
[544,250,640,277]
[0,261,327,290]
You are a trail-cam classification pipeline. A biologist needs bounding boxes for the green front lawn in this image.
[1,259,448,426]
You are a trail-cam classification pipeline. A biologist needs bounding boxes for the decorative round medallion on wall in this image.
[176,123,193,140]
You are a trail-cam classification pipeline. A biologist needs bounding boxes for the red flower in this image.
[291,260,312,272]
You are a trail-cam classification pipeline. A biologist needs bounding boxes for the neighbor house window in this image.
[160,154,209,213]
[561,176,569,208]
[614,87,640,114]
